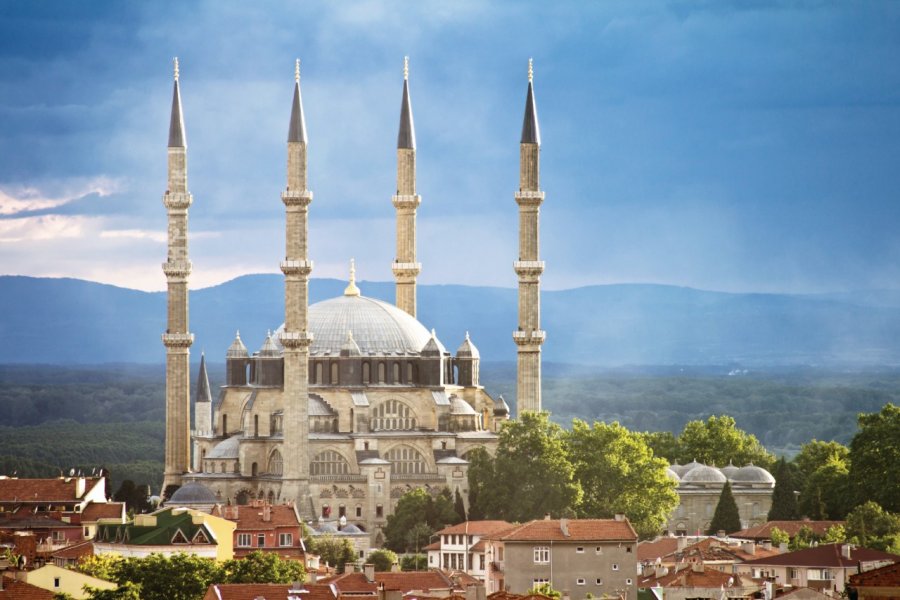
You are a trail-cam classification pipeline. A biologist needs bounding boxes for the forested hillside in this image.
[1,363,899,492]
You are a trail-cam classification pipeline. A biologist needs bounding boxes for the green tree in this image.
[565,420,678,538]
[405,523,434,555]
[466,447,493,520]
[799,456,851,519]
[769,526,790,547]
[846,501,900,551]
[112,480,150,514]
[83,583,142,600]
[222,550,305,584]
[311,535,357,571]
[400,554,427,571]
[793,440,850,488]
[707,481,742,535]
[75,554,122,581]
[367,549,398,572]
[428,488,460,530]
[453,488,467,523]
[383,489,434,553]
[823,524,847,544]
[470,412,582,522]
[677,415,774,468]
[789,525,816,550]
[767,457,799,520]
[105,553,223,600]
[850,404,900,512]
[527,583,560,599]
[640,431,680,463]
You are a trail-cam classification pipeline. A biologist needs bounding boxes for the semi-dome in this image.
[449,395,477,415]
[207,434,241,459]
[732,464,775,485]
[168,482,217,505]
[276,294,435,356]
[682,464,727,484]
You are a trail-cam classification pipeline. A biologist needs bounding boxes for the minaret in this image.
[193,352,212,471]
[392,56,422,317]
[513,59,546,415]
[279,59,314,513]
[162,58,194,491]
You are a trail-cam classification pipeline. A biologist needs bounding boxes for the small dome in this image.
[258,331,281,357]
[665,467,681,482]
[682,464,727,484]
[720,462,740,480]
[456,332,480,359]
[732,464,775,485]
[227,331,249,358]
[450,396,477,416]
[168,482,217,505]
[207,434,241,459]
[340,523,363,534]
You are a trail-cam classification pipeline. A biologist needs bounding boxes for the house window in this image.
[577,579,586,586]
[789,568,800,580]
[279,533,293,547]
[257,533,265,547]
[533,546,550,564]
[595,546,603,554]
[533,578,550,587]
[808,569,833,581]
[356,506,362,518]
[596,579,603,586]
[310,450,350,476]
[54,577,60,588]
[237,533,251,547]
[612,564,619,571]
[576,547,585,553]
[626,579,633,585]
[626,546,632,553]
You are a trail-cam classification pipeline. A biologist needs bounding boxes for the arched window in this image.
[254,414,259,437]
[315,363,323,384]
[392,362,400,384]
[267,490,275,504]
[222,414,227,435]
[385,445,427,475]
[371,399,418,431]
[311,450,351,476]
[268,450,283,476]
[220,462,226,473]
[331,363,339,385]
[406,363,413,383]
[251,462,258,477]
[363,362,370,384]
[378,362,386,383]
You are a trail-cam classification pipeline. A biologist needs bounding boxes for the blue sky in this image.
[0,1,898,293]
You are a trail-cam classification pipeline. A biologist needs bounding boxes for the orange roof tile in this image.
[435,521,514,536]
[80,503,126,522]
[742,544,900,568]
[493,518,637,542]
[219,504,302,531]
[50,541,94,560]
[203,583,337,600]
[375,570,455,592]
[0,575,56,600]
[0,478,99,503]
[320,572,378,593]
[849,561,900,587]
[640,567,756,589]
[638,537,681,562]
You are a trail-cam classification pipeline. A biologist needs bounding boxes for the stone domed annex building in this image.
[159,58,547,543]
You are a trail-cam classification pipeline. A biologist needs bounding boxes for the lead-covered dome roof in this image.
[168,482,217,505]
[732,464,775,485]
[276,295,436,356]
[682,464,727,484]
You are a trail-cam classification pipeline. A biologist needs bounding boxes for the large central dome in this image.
[277,294,435,356]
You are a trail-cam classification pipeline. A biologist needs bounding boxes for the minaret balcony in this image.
[281,190,313,207]
[163,192,193,210]
[513,330,546,346]
[392,262,421,279]
[515,190,544,207]
[392,194,421,209]
[280,260,313,276]
[514,260,544,277]
[162,332,194,348]
[281,330,314,349]
[162,261,192,278]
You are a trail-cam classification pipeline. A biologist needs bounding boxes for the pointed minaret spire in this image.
[168,57,186,148]
[195,352,212,404]
[393,56,422,317]
[520,58,540,145]
[513,58,546,416]
[288,58,308,144]
[344,258,361,296]
[280,59,314,514]
[162,59,194,490]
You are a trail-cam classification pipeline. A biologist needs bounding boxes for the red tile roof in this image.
[493,518,637,542]
[435,521,514,536]
[849,561,900,587]
[0,478,99,503]
[640,567,756,589]
[320,572,378,593]
[732,521,844,541]
[375,571,456,592]
[81,502,126,522]
[742,544,900,568]
[638,537,681,562]
[203,583,337,600]
[50,540,94,560]
[0,575,55,600]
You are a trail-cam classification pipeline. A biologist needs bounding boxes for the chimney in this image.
[75,477,86,498]
[561,590,571,600]
[364,563,375,582]
[560,518,570,537]
[262,505,271,522]
[477,585,486,600]
[742,542,756,555]
[717,530,726,538]
[544,513,551,520]
[760,541,772,551]
[779,543,788,552]
[692,562,704,573]
[614,513,626,522]
[391,560,400,572]
[677,536,688,551]
[655,566,669,579]
[309,570,318,583]
[842,544,852,560]
[289,581,305,594]
[466,584,478,600]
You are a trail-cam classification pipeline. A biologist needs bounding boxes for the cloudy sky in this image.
[1,1,898,294]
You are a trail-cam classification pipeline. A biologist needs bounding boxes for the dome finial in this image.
[528,58,533,83]
[344,258,361,296]
[295,58,300,83]
[403,56,409,81]
[174,57,180,82]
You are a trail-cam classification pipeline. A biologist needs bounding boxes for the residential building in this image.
[211,500,306,560]
[426,521,514,581]
[735,543,900,597]
[203,582,339,600]
[324,565,473,598]
[483,517,639,596]
[0,574,55,599]
[0,476,107,519]
[20,564,115,600]
[638,536,782,575]
[94,506,235,561]
[638,563,760,600]
[848,560,900,600]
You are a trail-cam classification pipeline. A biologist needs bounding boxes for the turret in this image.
[392,56,422,317]
[225,331,249,386]
[162,58,195,490]
[420,330,445,387]
[513,58,546,416]
[454,332,481,387]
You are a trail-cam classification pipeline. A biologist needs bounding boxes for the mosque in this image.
[160,58,547,542]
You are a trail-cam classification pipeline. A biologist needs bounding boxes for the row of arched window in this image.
[310,360,419,386]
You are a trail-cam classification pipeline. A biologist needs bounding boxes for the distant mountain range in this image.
[2,274,900,367]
